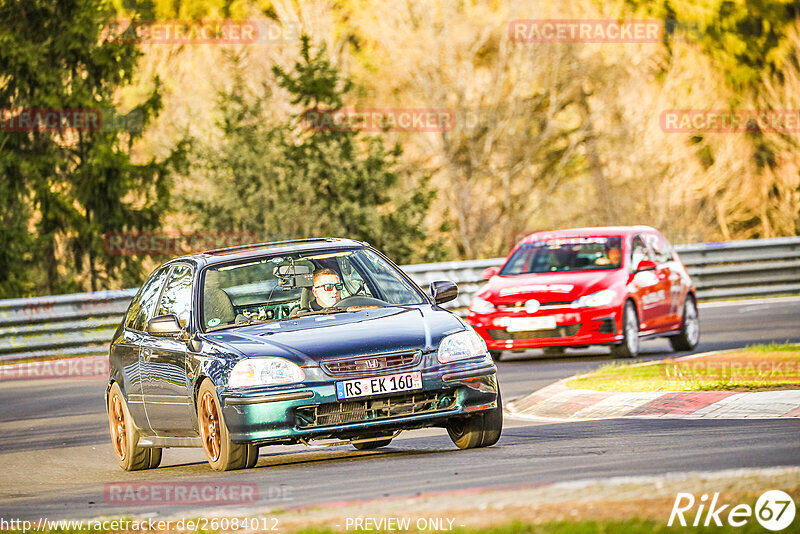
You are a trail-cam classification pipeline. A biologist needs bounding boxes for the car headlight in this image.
[228,358,305,388]
[438,329,488,363]
[572,289,616,308]
[469,296,496,314]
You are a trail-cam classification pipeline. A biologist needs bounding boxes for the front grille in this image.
[321,351,420,377]
[295,390,456,428]
[487,324,581,340]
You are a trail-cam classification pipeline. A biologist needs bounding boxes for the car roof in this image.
[518,226,657,244]
[162,237,368,269]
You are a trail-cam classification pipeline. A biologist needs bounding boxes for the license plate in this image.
[335,371,422,400]
[507,316,557,332]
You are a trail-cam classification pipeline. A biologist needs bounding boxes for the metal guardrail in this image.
[0,290,135,361]
[1,236,799,362]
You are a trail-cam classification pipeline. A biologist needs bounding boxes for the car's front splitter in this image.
[219,368,499,445]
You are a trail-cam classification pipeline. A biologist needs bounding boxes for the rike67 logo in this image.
[669,490,796,530]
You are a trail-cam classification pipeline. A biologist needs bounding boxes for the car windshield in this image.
[201,248,425,331]
[500,237,623,275]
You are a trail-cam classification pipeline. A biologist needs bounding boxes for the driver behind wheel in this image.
[311,268,343,310]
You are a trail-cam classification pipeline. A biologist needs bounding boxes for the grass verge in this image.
[568,344,800,392]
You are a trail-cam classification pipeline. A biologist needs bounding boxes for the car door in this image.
[140,263,196,436]
[117,266,170,427]
[648,232,683,330]
[628,234,662,332]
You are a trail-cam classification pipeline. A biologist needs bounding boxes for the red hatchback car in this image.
[467,226,699,360]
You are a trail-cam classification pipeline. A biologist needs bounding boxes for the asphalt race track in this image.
[1,297,798,521]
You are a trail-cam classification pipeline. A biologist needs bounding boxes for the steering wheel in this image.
[350,280,367,297]
[334,295,387,308]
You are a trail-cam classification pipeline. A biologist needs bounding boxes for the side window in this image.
[157,264,194,327]
[650,234,674,264]
[126,267,170,332]
[630,235,651,270]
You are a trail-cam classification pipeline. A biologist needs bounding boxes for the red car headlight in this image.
[469,296,496,314]
[572,289,616,308]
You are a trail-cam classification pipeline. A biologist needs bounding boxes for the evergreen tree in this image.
[186,37,446,264]
[0,0,185,297]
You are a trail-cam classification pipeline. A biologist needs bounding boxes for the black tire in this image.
[542,347,566,357]
[611,301,639,358]
[352,438,393,450]
[489,351,503,362]
[447,391,503,449]
[148,447,163,469]
[107,382,162,471]
[669,295,700,351]
[245,445,260,468]
[197,380,258,471]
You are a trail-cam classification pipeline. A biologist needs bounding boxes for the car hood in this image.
[476,269,625,305]
[199,305,466,366]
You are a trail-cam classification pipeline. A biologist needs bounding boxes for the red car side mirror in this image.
[635,259,658,272]
[481,266,500,279]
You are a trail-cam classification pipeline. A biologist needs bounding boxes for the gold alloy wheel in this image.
[109,394,127,461]
[199,391,221,461]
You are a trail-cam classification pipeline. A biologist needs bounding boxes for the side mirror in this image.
[635,259,658,272]
[481,266,500,279]
[430,280,458,305]
[147,314,184,338]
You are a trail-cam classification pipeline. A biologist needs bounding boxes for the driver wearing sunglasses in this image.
[311,268,343,310]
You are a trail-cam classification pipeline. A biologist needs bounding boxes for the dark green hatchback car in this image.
[107,238,502,471]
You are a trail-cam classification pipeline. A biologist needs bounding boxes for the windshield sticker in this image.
[500,284,574,296]
[207,317,221,327]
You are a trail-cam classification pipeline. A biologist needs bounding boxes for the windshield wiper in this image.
[292,305,382,319]
[206,317,281,332]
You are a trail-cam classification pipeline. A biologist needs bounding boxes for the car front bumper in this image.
[218,356,499,445]
[468,305,623,350]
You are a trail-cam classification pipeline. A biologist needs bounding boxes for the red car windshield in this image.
[500,237,623,274]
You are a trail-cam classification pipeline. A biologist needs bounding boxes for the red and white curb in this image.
[506,356,800,421]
